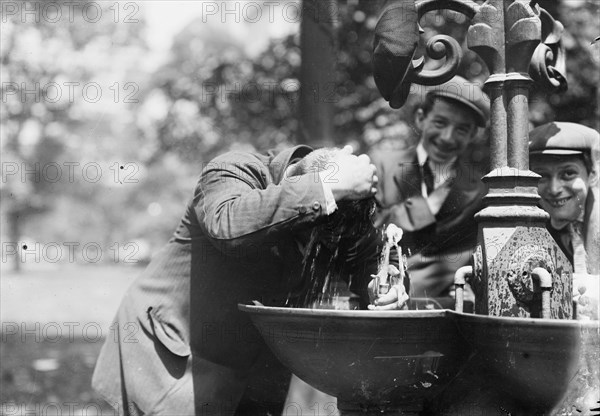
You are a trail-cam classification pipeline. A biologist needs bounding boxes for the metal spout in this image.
[531,267,553,319]
[454,266,473,313]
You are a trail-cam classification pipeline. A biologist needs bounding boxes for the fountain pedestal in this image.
[472,168,573,318]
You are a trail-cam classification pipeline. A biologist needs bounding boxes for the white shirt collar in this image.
[416,143,428,166]
[416,142,458,196]
[416,142,457,169]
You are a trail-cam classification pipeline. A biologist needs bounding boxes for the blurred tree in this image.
[1,1,148,270]
[4,0,596,271]
[136,21,302,165]
[139,0,396,158]
[140,0,598,158]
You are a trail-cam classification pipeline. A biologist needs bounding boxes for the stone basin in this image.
[447,312,600,414]
[239,304,600,414]
[238,305,470,413]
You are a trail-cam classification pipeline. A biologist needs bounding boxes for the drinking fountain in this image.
[240,1,600,414]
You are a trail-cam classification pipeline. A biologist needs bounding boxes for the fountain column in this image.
[376,0,573,319]
[466,0,572,318]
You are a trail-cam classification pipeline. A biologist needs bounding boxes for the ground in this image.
[1,265,138,415]
[0,264,332,416]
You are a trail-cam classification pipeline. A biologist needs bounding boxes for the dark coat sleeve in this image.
[194,152,331,251]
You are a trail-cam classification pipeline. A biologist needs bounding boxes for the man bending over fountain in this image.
[92,144,396,415]
[529,122,599,320]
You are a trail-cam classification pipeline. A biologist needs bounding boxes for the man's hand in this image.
[324,145,378,201]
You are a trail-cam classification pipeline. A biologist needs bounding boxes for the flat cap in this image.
[424,76,489,127]
[529,122,599,156]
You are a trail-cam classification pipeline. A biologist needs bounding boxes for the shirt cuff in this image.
[318,171,338,215]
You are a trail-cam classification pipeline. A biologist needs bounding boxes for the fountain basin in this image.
[238,305,469,412]
[449,312,600,413]
[239,304,600,414]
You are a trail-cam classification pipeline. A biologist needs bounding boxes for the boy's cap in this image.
[529,122,600,156]
[424,76,489,127]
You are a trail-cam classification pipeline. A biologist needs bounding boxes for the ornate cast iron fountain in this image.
[373,0,573,320]
[240,1,600,414]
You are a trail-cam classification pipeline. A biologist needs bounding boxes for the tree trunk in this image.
[8,211,21,272]
[299,0,338,146]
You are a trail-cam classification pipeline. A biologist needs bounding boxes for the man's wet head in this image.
[285,147,377,244]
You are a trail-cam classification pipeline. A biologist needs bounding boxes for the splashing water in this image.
[370,223,411,310]
[281,147,383,308]
[295,197,377,308]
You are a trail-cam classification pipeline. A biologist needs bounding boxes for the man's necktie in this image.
[569,221,587,273]
[422,161,435,195]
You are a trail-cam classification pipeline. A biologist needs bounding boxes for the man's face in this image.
[530,156,592,225]
[417,99,478,163]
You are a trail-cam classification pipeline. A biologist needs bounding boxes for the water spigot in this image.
[454,266,473,313]
[531,267,553,319]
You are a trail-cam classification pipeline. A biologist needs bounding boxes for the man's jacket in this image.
[549,187,600,275]
[371,145,488,256]
[92,145,379,414]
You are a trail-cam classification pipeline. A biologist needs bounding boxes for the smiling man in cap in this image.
[529,121,599,319]
[529,122,599,274]
[369,75,490,305]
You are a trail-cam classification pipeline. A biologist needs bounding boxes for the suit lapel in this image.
[436,158,476,219]
[393,154,422,201]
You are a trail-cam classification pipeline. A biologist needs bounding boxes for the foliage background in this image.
[1,0,599,265]
[1,0,598,412]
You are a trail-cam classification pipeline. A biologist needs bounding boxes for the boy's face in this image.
[416,99,478,164]
[530,155,592,226]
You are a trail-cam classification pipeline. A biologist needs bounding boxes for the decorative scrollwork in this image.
[529,8,567,92]
[410,1,480,87]
[372,0,566,107]
[373,0,480,108]
[409,35,463,86]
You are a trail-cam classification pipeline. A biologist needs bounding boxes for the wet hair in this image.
[287,148,377,307]
[288,148,376,238]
